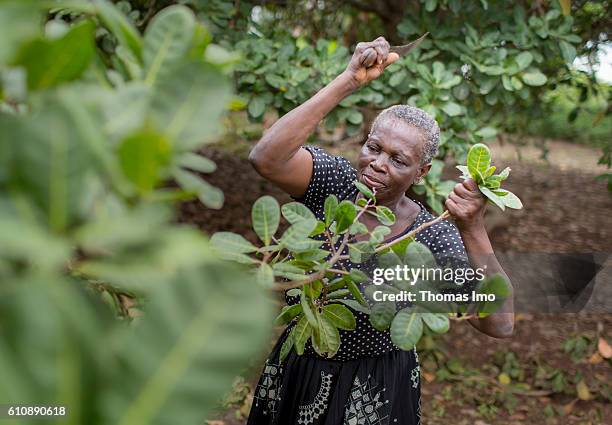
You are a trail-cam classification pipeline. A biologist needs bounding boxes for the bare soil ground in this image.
[177,137,612,425]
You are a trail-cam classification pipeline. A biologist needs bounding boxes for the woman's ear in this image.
[415,163,432,183]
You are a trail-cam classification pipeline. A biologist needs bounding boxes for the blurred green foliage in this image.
[0,1,274,424]
[188,0,608,207]
[524,79,611,147]
[57,0,610,203]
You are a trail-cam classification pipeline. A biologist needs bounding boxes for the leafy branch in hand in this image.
[457,143,523,211]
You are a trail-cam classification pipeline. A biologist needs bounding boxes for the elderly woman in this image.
[246,37,514,425]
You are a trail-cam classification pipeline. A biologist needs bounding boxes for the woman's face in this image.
[357,118,430,202]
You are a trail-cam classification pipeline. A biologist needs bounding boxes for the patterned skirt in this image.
[246,326,421,425]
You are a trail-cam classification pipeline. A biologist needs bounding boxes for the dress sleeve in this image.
[291,145,358,215]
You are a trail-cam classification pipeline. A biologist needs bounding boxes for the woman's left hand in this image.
[445,178,487,232]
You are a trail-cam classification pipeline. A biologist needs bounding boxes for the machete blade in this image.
[389,32,430,57]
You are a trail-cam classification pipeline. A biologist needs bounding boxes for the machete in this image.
[360,32,430,67]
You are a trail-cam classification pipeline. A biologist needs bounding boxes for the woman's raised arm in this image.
[248,37,399,198]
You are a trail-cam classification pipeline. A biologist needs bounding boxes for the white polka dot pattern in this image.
[287,145,475,361]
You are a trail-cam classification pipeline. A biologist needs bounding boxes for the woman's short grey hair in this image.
[368,105,440,165]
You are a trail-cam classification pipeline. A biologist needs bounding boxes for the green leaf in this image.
[294,249,329,262]
[522,69,547,86]
[102,82,149,140]
[293,316,311,355]
[375,206,396,226]
[327,289,350,299]
[456,165,470,179]
[322,304,356,330]
[348,241,375,263]
[388,237,414,257]
[280,219,319,251]
[334,299,371,314]
[475,127,497,140]
[494,189,523,209]
[347,111,363,125]
[265,74,285,89]
[369,301,396,331]
[102,263,273,425]
[0,2,43,64]
[349,269,369,283]
[453,82,470,100]
[94,0,143,60]
[435,180,456,197]
[349,221,368,235]
[4,94,96,232]
[403,241,436,270]
[479,185,505,210]
[310,220,326,236]
[248,96,266,118]
[286,288,301,297]
[390,307,424,350]
[372,225,391,240]
[334,200,357,233]
[210,232,258,258]
[515,51,533,70]
[511,76,523,91]
[304,280,323,299]
[178,153,216,173]
[174,169,224,209]
[272,262,305,280]
[256,263,274,288]
[347,280,368,306]
[282,202,315,224]
[118,130,171,194]
[279,331,294,362]
[354,180,374,199]
[274,304,302,325]
[151,62,231,150]
[317,313,341,357]
[502,74,514,92]
[324,194,338,227]
[421,312,450,333]
[251,196,280,245]
[389,70,407,87]
[300,292,318,327]
[310,321,328,356]
[484,176,501,189]
[559,40,577,64]
[12,20,95,90]
[467,143,491,181]
[441,101,463,117]
[438,75,462,90]
[143,5,195,84]
[498,167,511,180]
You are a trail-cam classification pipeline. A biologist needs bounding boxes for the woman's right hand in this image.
[343,36,399,89]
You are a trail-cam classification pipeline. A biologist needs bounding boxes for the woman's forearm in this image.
[248,72,356,169]
[458,223,515,338]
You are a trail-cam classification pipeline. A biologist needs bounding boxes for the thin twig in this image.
[374,210,451,254]
[336,210,451,261]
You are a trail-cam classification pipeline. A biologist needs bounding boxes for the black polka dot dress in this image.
[247,145,473,425]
